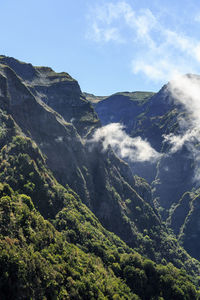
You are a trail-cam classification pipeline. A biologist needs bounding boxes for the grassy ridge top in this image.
[85,91,155,105]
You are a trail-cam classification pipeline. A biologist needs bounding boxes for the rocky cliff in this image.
[0,56,200,298]
[87,80,200,261]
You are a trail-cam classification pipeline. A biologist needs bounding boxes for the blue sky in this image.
[1,0,200,95]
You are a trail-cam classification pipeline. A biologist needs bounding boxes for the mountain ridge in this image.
[0,55,200,299]
[88,79,200,262]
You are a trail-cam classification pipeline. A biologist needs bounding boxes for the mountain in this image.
[87,81,200,262]
[88,91,154,126]
[0,56,200,299]
[83,92,106,105]
[85,91,157,182]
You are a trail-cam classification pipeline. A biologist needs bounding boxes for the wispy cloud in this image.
[163,128,200,154]
[132,60,181,81]
[86,1,200,82]
[162,75,200,180]
[86,1,156,45]
[88,22,124,43]
[90,123,161,163]
[168,75,200,121]
[86,2,129,43]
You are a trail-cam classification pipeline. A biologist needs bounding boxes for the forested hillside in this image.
[0,56,200,299]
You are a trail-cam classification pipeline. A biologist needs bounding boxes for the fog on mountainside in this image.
[86,74,200,263]
[0,56,200,299]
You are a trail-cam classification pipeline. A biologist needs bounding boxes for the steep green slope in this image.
[88,82,200,262]
[168,190,200,261]
[0,114,198,299]
[1,120,198,278]
[0,56,200,296]
[1,182,199,300]
[93,85,195,211]
[0,184,134,299]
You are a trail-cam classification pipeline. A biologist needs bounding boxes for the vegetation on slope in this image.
[0,108,198,299]
[91,84,200,264]
[0,57,200,298]
[0,182,199,300]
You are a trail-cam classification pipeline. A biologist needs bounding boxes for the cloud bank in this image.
[91,123,161,163]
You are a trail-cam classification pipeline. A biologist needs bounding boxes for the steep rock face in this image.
[0,55,100,138]
[0,62,93,207]
[167,190,200,260]
[1,56,200,272]
[90,86,195,211]
[179,194,200,260]
[146,85,194,212]
[0,57,161,255]
[167,192,192,236]
[89,91,160,182]
[88,82,200,261]
[92,91,154,134]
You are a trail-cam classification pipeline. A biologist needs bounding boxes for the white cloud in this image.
[168,75,200,120]
[133,9,157,43]
[164,30,192,53]
[88,22,124,43]
[163,75,200,167]
[90,123,161,163]
[132,60,181,82]
[131,25,200,81]
[86,1,130,43]
[86,2,157,45]
[86,1,200,82]
[163,129,199,153]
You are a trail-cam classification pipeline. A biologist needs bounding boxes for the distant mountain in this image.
[0,56,199,299]
[83,92,106,104]
[85,91,154,127]
[88,82,200,262]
